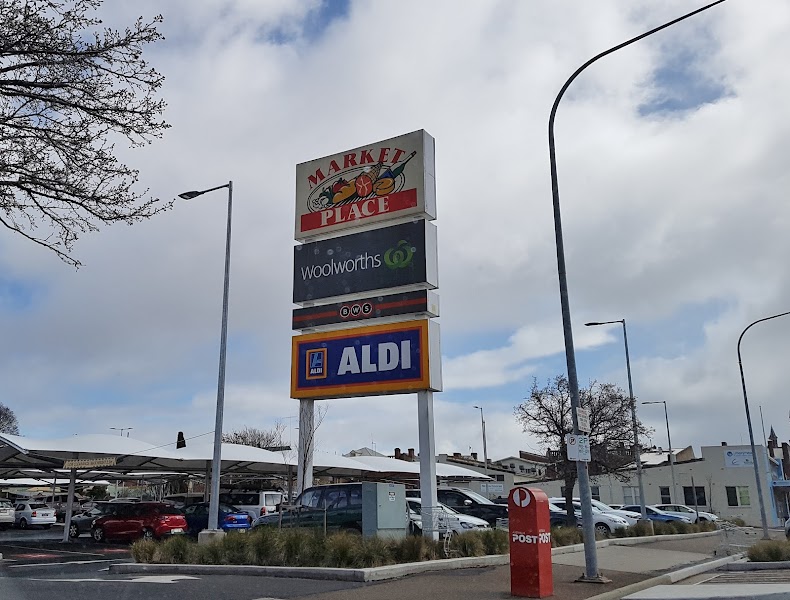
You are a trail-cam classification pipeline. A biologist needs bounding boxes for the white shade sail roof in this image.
[0,433,489,481]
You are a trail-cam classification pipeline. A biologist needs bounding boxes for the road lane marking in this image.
[30,575,199,584]
[0,543,106,556]
[9,559,119,568]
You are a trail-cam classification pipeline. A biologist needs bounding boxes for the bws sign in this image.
[295,130,436,240]
[291,319,442,399]
[292,290,439,330]
[293,219,438,305]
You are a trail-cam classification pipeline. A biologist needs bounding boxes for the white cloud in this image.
[2,1,790,461]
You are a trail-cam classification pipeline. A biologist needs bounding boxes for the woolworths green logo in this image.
[384,240,415,269]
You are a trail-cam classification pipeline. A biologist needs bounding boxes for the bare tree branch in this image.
[0,402,20,435]
[0,0,171,266]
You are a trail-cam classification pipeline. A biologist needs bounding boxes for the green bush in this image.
[551,526,583,547]
[747,539,790,562]
[279,528,324,567]
[353,535,394,568]
[130,539,156,563]
[448,531,485,557]
[220,532,249,565]
[653,522,677,536]
[479,529,508,555]
[154,535,191,564]
[324,531,358,568]
[391,534,431,563]
[248,526,283,566]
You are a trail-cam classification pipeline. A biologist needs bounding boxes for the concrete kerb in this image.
[721,560,790,571]
[110,530,723,583]
[584,553,745,600]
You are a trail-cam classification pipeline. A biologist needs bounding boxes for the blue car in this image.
[621,505,693,524]
[182,502,251,535]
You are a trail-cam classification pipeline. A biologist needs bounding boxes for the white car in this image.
[654,504,718,523]
[14,501,56,529]
[589,499,641,526]
[550,498,630,536]
[0,500,14,530]
[407,498,489,535]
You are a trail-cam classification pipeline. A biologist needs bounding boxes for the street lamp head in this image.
[584,319,624,327]
[642,401,664,405]
[178,190,203,200]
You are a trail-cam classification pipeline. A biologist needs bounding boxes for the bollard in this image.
[509,487,553,598]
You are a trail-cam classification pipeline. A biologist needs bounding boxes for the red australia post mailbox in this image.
[509,487,553,598]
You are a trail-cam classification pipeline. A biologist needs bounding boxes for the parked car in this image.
[620,505,693,523]
[550,499,629,536]
[68,501,116,538]
[183,502,251,535]
[406,498,489,536]
[163,493,206,509]
[91,502,187,542]
[784,517,790,539]
[254,483,364,533]
[220,490,283,520]
[109,497,141,503]
[572,498,641,526]
[654,504,718,523]
[405,487,508,527]
[0,499,15,530]
[14,502,56,529]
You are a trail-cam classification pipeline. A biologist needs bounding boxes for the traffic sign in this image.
[565,434,591,462]
[576,407,590,433]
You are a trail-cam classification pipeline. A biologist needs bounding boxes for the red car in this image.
[91,502,187,542]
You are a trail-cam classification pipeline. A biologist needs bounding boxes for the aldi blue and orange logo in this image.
[305,348,327,380]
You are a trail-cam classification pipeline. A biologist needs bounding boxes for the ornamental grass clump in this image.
[448,531,485,557]
[153,534,190,564]
[550,526,583,547]
[130,539,156,563]
[747,540,790,562]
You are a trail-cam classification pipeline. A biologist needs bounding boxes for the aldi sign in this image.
[291,319,442,399]
[293,219,438,305]
[295,130,436,240]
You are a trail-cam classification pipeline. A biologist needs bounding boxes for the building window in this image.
[623,486,640,505]
[510,463,515,469]
[726,486,751,507]
[496,474,505,482]
[683,486,706,506]
[591,486,600,501]
[660,487,671,504]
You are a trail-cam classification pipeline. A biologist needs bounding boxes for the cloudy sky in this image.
[2,0,789,465]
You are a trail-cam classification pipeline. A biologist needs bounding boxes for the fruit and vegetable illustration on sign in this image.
[294,130,436,240]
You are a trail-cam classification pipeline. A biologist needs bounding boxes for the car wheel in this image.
[18,518,28,530]
[595,523,611,537]
[142,528,155,541]
[92,526,105,542]
[68,523,79,538]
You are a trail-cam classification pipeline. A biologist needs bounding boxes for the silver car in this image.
[15,501,56,529]
[0,500,14,530]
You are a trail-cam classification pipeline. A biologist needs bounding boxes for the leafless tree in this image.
[0,0,170,267]
[222,423,287,450]
[514,376,652,525]
[0,402,19,434]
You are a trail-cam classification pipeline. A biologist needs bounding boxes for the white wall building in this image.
[527,443,785,527]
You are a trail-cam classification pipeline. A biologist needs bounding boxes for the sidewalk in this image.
[305,534,727,600]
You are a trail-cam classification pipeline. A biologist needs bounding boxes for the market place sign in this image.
[295,130,436,240]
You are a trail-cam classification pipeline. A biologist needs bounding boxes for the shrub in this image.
[747,539,790,562]
[154,535,191,564]
[653,522,677,536]
[279,528,321,567]
[479,529,508,555]
[728,517,747,527]
[354,535,394,568]
[220,532,249,565]
[448,531,485,557]
[551,526,583,547]
[324,531,358,568]
[248,526,283,566]
[130,539,156,563]
[391,534,430,563]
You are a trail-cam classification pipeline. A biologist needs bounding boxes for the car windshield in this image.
[590,499,615,511]
[548,502,563,512]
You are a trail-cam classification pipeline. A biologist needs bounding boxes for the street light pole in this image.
[178,181,233,535]
[585,320,647,521]
[473,406,490,494]
[737,310,790,540]
[549,0,726,580]
[643,401,678,504]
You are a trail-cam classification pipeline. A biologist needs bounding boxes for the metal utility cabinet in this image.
[361,482,407,539]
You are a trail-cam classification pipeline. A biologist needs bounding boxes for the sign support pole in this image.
[297,399,315,496]
[61,468,76,543]
[418,390,438,540]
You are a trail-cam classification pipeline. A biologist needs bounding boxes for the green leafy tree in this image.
[514,376,652,525]
[0,0,170,266]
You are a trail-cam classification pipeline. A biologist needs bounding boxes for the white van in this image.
[219,490,282,520]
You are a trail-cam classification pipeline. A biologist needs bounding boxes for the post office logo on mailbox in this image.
[511,488,531,508]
